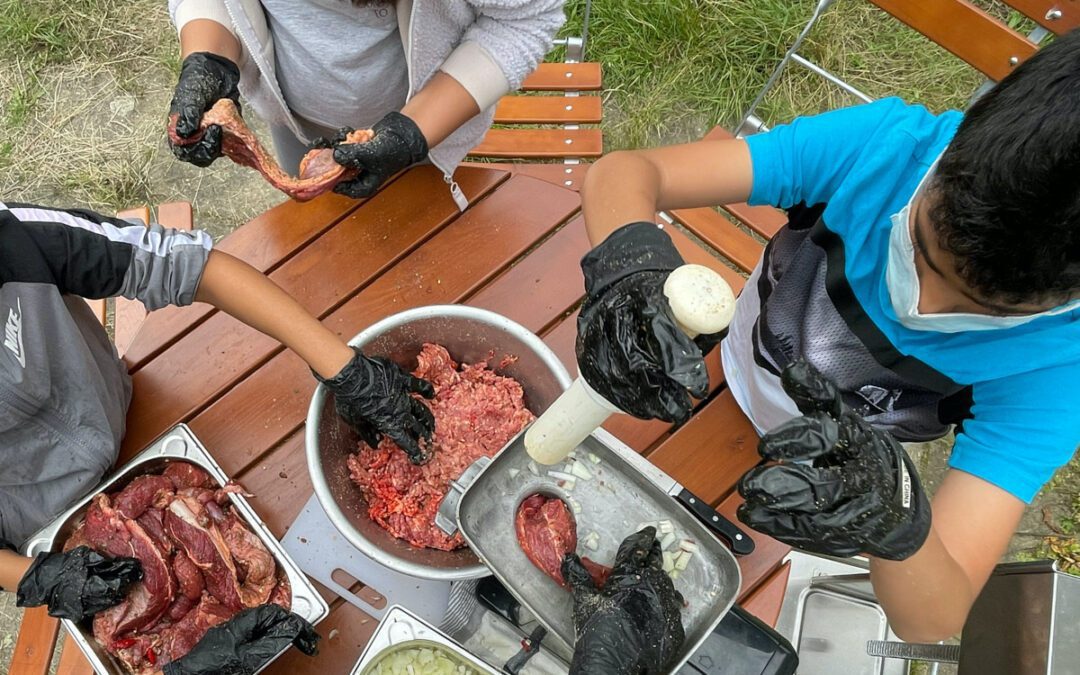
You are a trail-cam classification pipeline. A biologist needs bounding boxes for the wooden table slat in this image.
[739,561,792,628]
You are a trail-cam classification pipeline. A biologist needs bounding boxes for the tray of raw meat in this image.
[22,424,328,675]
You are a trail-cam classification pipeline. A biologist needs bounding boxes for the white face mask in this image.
[885,163,1080,333]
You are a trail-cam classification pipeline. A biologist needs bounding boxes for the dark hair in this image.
[930,28,1080,306]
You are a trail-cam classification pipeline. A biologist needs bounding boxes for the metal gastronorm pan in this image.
[456,427,741,670]
[22,424,330,675]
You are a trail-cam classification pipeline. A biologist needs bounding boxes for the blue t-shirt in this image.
[745,97,1080,503]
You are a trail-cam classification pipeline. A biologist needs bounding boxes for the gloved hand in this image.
[169,52,242,167]
[16,547,142,621]
[311,112,428,199]
[576,222,719,423]
[737,360,932,561]
[314,348,436,464]
[163,604,319,675]
[562,527,685,675]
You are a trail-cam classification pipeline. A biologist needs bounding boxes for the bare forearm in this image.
[0,550,32,592]
[401,72,481,148]
[195,251,354,379]
[870,527,976,642]
[179,19,241,62]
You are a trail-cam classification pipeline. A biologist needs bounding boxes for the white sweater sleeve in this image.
[168,0,236,37]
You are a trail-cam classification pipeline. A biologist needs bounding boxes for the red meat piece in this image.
[163,463,214,490]
[113,475,174,520]
[164,493,244,611]
[347,343,534,550]
[515,494,577,587]
[167,99,372,202]
[136,509,173,556]
[164,551,205,622]
[219,511,277,607]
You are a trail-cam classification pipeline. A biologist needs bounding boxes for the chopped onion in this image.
[569,462,593,480]
[588,452,602,464]
[662,551,675,573]
[678,539,699,554]
[568,497,583,514]
[660,532,677,551]
[658,519,674,535]
[674,550,692,571]
[507,468,520,479]
[584,531,600,551]
[670,569,681,581]
[548,470,575,483]
[528,461,540,476]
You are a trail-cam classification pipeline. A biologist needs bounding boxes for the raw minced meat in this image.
[347,343,534,550]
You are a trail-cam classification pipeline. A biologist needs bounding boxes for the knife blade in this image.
[594,429,755,556]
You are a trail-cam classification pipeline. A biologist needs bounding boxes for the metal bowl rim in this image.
[306,305,572,580]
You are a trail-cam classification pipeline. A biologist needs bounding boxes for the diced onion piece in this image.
[569,497,583,514]
[670,569,681,580]
[679,539,700,554]
[508,468,520,479]
[528,461,540,476]
[662,551,675,573]
[570,461,593,480]
[658,519,674,535]
[548,470,575,483]
[584,531,600,551]
[660,532,677,551]
[568,450,577,459]
[674,550,692,571]
[588,452,602,464]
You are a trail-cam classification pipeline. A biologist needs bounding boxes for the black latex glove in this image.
[16,547,142,621]
[163,605,319,675]
[313,112,428,199]
[576,222,717,423]
[169,52,242,167]
[737,360,932,561]
[562,527,685,675]
[314,347,436,464]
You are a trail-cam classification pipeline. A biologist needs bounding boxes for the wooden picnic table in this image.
[105,160,790,673]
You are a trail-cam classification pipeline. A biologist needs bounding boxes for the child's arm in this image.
[0,549,32,591]
[581,140,755,244]
[870,471,1024,642]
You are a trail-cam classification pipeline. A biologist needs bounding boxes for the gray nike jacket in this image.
[0,202,212,549]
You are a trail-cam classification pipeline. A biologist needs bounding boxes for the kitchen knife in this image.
[607,431,755,556]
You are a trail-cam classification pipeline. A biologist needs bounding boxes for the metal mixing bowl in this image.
[306,305,572,580]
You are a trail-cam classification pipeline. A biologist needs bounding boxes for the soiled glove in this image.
[576,222,717,423]
[312,112,428,199]
[16,547,142,621]
[562,527,685,675]
[314,348,436,464]
[163,605,319,675]
[737,360,932,561]
[169,52,242,167]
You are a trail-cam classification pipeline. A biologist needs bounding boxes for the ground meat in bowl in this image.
[347,343,534,550]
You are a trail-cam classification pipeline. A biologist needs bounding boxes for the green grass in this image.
[556,0,984,150]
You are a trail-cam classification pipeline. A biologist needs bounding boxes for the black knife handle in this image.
[676,487,755,556]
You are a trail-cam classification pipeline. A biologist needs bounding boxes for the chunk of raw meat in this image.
[164,494,244,611]
[164,551,205,621]
[347,343,534,550]
[163,463,214,490]
[515,494,577,587]
[136,509,173,556]
[219,511,276,607]
[167,99,373,201]
[268,572,293,610]
[113,475,174,520]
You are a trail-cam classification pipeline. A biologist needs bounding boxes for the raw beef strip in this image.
[268,572,293,610]
[113,476,174,520]
[167,99,373,202]
[515,494,577,586]
[164,551,205,622]
[164,494,244,611]
[515,494,612,589]
[113,596,235,674]
[83,496,177,636]
[136,509,173,556]
[347,343,534,550]
[219,511,276,607]
[163,463,214,490]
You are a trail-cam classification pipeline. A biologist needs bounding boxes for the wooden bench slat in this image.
[740,561,792,628]
[519,62,602,91]
[464,161,591,192]
[670,207,764,273]
[493,95,603,124]
[643,390,761,506]
[10,607,59,675]
[174,177,580,476]
[469,129,603,159]
[869,0,1038,80]
[1005,0,1080,35]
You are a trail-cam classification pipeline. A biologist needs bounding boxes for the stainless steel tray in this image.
[350,605,499,675]
[22,424,330,675]
[456,427,741,670]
